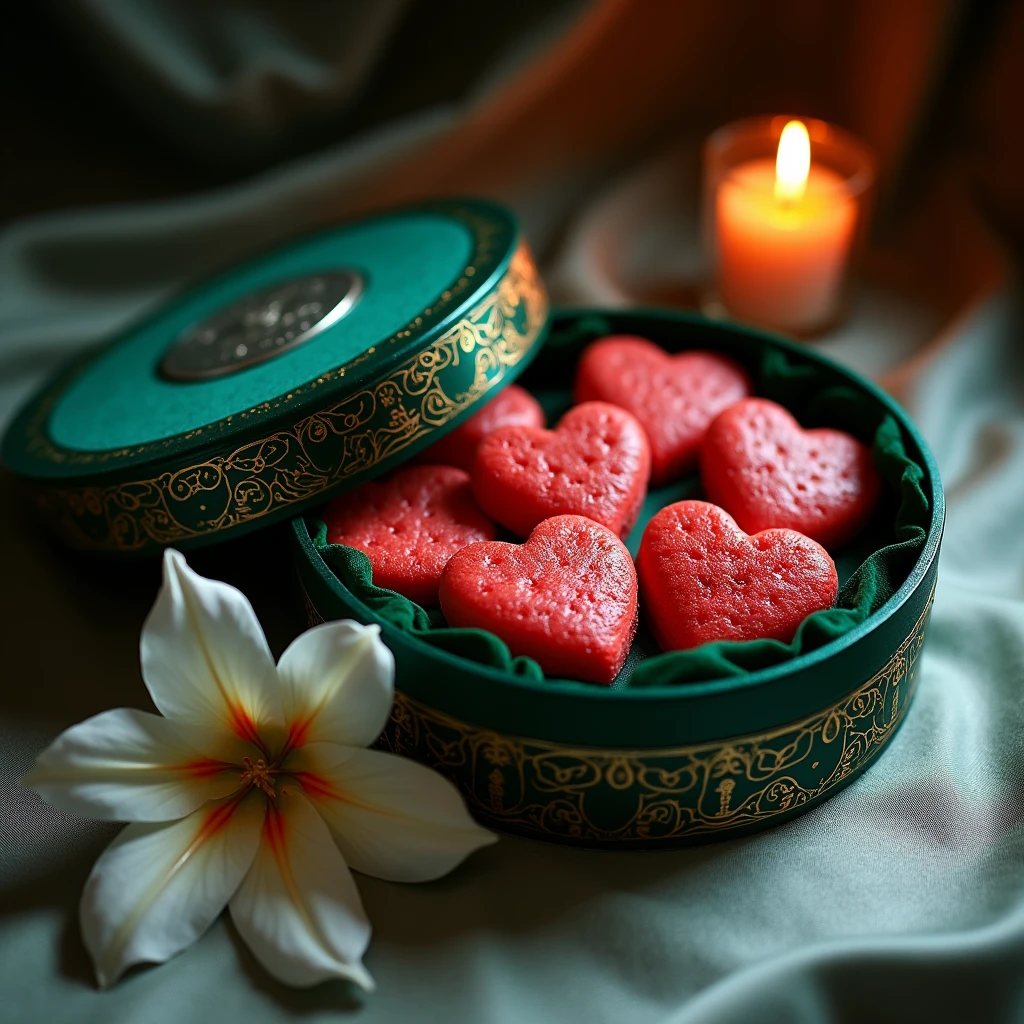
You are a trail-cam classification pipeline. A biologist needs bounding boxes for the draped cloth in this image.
[3,1,1024,1020]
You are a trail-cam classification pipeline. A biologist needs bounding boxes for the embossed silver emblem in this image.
[161,271,364,380]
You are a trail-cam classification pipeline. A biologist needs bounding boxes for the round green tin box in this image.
[2,200,943,849]
[2,200,546,553]
[295,307,942,849]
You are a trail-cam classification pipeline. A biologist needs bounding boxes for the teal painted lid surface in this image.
[2,200,550,554]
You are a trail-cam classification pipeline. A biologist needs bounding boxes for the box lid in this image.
[1,200,549,555]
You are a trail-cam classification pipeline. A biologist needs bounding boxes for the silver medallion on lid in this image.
[161,271,364,381]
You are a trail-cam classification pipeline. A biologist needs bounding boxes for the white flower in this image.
[23,550,495,991]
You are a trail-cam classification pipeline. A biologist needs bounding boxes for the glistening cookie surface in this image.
[637,500,838,650]
[324,465,496,606]
[574,336,751,485]
[439,515,638,684]
[472,401,650,538]
[701,398,881,549]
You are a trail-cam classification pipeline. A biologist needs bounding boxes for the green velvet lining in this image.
[307,320,930,687]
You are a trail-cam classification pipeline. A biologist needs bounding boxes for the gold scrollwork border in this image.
[33,242,548,553]
[375,588,934,844]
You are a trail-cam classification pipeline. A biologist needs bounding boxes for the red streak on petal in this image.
[195,799,240,844]
[262,799,289,863]
[260,802,314,944]
[226,700,263,748]
[98,794,252,982]
[292,771,343,802]
[167,796,244,879]
[286,716,312,752]
[178,758,230,779]
[257,797,352,972]
[274,717,311,765]
[292,770,395,817]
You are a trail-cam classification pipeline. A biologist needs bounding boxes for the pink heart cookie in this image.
[440,515,638,684]
[417,384,544,471]
[472,401,650,538]
[701,398,881,549]
[637,500,838,651]
[324,465,495,606]
[574,335,751,484]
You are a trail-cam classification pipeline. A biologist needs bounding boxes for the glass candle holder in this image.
[703,115,876,337]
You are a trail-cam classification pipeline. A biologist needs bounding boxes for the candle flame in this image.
[775,120,810,202]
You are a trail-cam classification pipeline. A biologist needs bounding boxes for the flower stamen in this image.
[239,756,277,799]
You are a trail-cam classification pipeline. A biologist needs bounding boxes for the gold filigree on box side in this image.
[36,243,547,552]
[378,589,934,843]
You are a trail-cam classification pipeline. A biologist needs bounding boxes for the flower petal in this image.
[81,792,264,988]
[289,743,497,883]
[276,621,394,749]
[229,785,374,990]
[23,708,242,822]
[141,550,284,759]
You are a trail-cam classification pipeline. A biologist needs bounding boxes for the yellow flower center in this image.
[239,756,277,799]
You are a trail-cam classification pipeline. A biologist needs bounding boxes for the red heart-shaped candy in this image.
[418,384,545,471]
[638,500,838,651]
[472,401,650,538]
[701,398,881,549]
[440,515,638,684]
[574,336,751,485]
[324,465,496,606]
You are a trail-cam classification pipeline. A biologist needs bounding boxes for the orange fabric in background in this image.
[357,1,948,209]
[337,0,1010,389]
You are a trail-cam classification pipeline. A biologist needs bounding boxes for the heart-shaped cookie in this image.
[472,401,650,538]
[638,501,838,651]
[439,515,638,684]
[574,336,751,485]
[323,465,496,607]
[417,384,545,472]
[701,398,881,549]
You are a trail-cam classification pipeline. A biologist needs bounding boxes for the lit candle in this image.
[712,119,861,335]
